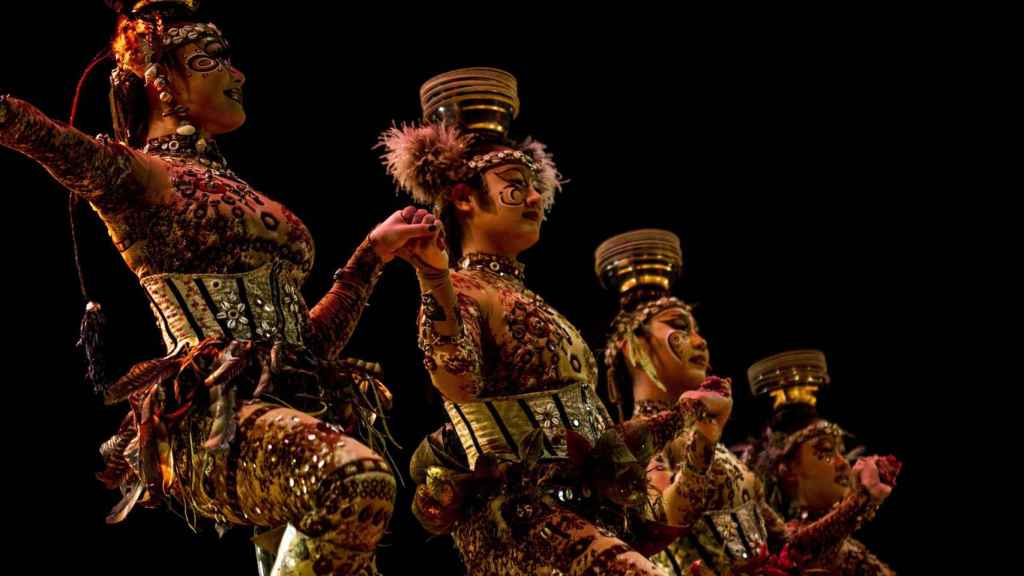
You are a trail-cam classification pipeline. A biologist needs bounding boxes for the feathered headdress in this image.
[378,68,564,212]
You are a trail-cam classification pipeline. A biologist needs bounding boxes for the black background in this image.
[2,4,953,574]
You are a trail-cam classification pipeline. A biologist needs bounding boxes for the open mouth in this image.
[224,88,243,103]
[522,210,541,222]
[688,355,708,368]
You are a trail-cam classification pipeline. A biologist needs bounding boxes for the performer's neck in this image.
[145,115,212,144]
[460,236,522,261]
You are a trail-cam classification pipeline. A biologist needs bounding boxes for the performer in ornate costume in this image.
[742,351,899,575]
[380,68,724,575]
[596,230,901,575]
[0,1,438,573]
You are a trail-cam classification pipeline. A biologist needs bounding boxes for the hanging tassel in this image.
[78,300,109,394]
[68,48,114,396]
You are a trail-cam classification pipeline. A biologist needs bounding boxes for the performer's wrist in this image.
[366,229,396,264]
[417,267,450,293]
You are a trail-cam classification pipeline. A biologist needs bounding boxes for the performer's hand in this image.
[369,206,439,263]
[392,206,449,273]
[853,455,901,501]
[677,376,733,445]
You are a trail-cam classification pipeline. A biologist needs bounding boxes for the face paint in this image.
[184,37,231,74]
[166,31,245,135]
[792,429,851,511]
[466,160,544,254]
[186,51,221,73]
[811,436,835,461]
[660,310,701,364]
[667,329,690,363]
[643,307,708,394]
[492,166,535,207]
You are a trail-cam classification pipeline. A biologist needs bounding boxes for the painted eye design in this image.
[187,53,220,73]
[812,440,837,461]
[500,183,527,206]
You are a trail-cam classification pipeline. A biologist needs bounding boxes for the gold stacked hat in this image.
[419,67,520,141]
[747,350,830,410]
